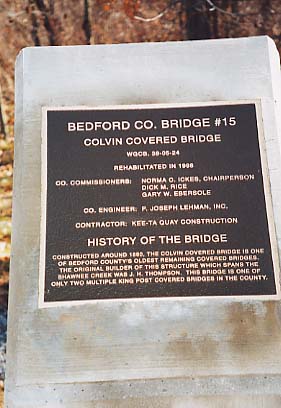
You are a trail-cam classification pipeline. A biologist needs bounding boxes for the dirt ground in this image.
[1,0,281,405]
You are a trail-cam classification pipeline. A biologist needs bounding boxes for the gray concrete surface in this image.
[5,37,281,407]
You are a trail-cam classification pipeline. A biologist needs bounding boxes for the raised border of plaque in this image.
[39,100,281,307]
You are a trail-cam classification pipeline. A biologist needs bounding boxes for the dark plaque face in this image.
[40,102,280,306]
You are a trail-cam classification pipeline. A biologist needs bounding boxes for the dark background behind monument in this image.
[0,0,281,404]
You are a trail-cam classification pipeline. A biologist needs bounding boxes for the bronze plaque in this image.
[40,102,280,305]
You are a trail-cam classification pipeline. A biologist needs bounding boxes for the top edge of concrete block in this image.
[15,35,277,65]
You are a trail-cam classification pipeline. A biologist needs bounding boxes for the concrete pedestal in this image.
[5,37,281,407]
